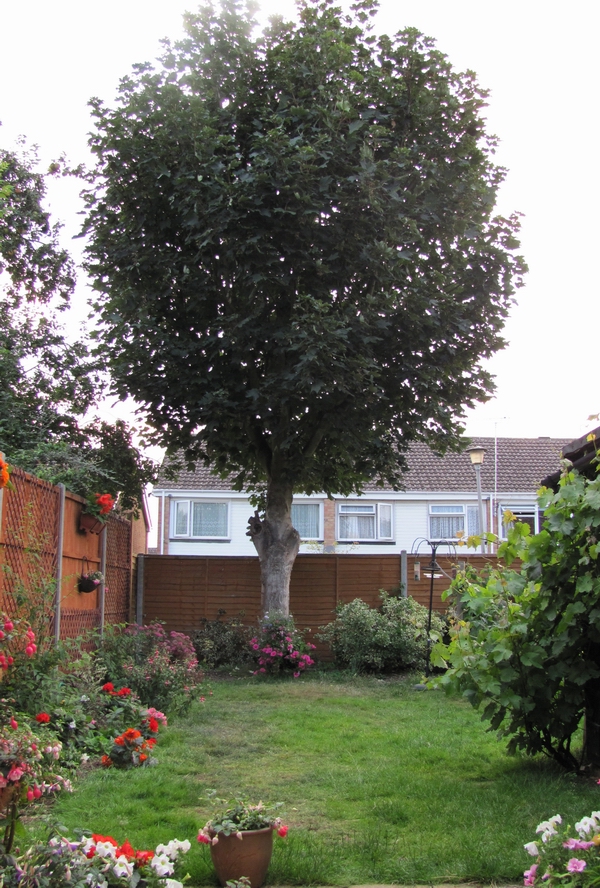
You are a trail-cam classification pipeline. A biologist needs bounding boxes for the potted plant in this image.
[79,492,115,534]
[78,569,104,593]
[197,793,288,888]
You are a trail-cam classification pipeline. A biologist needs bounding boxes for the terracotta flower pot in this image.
[79,512,105,534]
[210,827,274,888]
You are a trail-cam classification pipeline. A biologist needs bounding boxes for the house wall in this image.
[153,490,498,556]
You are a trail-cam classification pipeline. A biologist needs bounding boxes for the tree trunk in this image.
[246,478,300,616]
[584,647,600,770]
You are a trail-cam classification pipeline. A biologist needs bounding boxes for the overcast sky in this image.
[2,0,598,445]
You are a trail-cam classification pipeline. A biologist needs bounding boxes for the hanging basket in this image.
[77,576,98,593]
[79,511,105,534]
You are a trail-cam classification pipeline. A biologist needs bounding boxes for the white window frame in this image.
[337,502,394,542]
[428,504,480,541]
[171,499,230,540]
[499,504,541,539]
[291,501,323,541]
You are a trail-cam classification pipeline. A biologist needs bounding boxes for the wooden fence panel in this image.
[0,467,132,642]
[141,552,506,660]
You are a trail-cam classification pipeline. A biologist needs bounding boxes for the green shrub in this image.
[193,610,254,669]
[317,592,445,673]
[96,623,204,714]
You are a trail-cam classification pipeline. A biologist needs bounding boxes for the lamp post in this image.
[467,446,486,554]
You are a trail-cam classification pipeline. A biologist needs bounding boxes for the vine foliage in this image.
[432,456,600,771]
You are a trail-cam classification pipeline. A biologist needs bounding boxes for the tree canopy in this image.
[0,143,156,513]
[82,0,525,609]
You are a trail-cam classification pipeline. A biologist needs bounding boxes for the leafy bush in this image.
[317,592,444,673]
[251,613,315,677]
[193,611,254,669]
[96,623,203,714]
[431,462,600,772]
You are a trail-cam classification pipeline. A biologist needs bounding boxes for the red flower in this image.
[146,737,157,748]
[101,755,113,767]
[117,840,135,860]
[35,712,50,723]
[116,687,131,696]
[277,825,288,838]
[92,834,118,846]
[135,849,154,865]
[148,717,159,733]
[114,736,125,746]
[123,728,141,742]
[95,493,115,515]
[102,682,114,693]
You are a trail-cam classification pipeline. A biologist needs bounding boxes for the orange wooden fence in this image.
[0,467,132,642]
[138,552,498,659]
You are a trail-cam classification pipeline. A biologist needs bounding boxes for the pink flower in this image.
[3,620,14,632]
[9,717,18,730]
[567,859,587,873]
[7,765,24,782]
[524,864,538,886]
[197,833,211,845]
[563,839,594,850]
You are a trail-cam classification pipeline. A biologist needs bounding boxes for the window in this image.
[337,503,393,541]
[172,500,229,539]
[500,505,541,538]
[429,504,480,540]
[291,503,321,540]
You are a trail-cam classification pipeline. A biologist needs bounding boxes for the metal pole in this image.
[136,554,144,625]
[400,549,408,597]
[425,542,438,678]
[99,523,108,637]
[475,463,485,554]
[54,483,66,645]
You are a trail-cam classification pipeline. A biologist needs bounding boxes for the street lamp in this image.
[467,445,486,554]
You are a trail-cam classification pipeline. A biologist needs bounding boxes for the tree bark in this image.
[583,644,600,770]
[246,478,300,616]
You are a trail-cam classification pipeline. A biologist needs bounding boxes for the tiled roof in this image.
[156,436,570,495]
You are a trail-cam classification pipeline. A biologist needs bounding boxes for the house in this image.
[151,436,568,555]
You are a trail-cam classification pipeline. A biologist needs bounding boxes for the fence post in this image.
[54,483,66,644]
[136,554,144,625]
[400,549,408,596]
[99,523,108,637]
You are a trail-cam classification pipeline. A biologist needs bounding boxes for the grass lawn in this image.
[47,673,599,885]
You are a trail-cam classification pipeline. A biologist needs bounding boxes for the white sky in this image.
[2,0,599,448]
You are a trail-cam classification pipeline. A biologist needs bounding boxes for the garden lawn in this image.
[46,673,600,885]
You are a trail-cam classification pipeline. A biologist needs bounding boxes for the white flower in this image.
[156,838,191,860]
[524,842,539,857]
[95,841,117,859]
[151,853,175,876]
[81,838,96,855]
[536,815,562,842]
[576,816,597,836]
[112,855,134,878]
[165,881,184,888]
